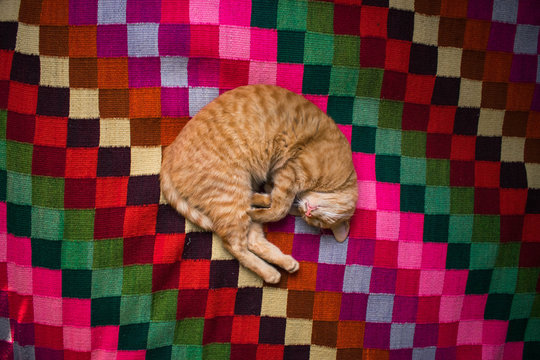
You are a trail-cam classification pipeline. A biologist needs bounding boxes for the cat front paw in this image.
[248,207,284,223]
[251,192,271,208]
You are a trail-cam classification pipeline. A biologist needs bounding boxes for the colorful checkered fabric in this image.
[1,0,539,359]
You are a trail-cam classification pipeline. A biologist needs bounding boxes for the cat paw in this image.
[248,207,285,223]
[251,192,271,208]
[264,269,282,284]
[284,256,299,273]
[247,208,270,222]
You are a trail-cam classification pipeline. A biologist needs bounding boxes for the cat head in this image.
[295,188,357,242]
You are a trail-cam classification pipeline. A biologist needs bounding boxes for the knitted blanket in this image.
[1,0,539,359]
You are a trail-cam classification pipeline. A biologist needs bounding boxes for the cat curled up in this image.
[161,85,358,283]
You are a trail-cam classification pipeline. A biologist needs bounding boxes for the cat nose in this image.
[305,202,318,217]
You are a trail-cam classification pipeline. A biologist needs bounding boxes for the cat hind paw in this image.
[263,269,282,284]
[284,256,300,273]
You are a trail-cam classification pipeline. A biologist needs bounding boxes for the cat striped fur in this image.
[161,85,357,283]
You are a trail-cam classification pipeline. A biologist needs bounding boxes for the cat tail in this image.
[160,172,214,230]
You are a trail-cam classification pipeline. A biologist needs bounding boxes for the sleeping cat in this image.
[161,85,358,283]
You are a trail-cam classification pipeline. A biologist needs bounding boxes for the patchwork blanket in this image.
[1,0,539,359]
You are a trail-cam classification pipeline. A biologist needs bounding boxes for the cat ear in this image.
[331,221,350,243]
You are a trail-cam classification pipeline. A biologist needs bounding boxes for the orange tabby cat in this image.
[161,85,358,283]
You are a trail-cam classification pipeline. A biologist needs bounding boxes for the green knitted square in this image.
[327,96,354,125]
[469,243,498,270]
[120,295,152,325]
[277,0,307,31]
[122,265,153,295]
[356,68,383,98]
[450,187,474,214]
[490,267,518,294]
[329,67,359,96]
[62,240,93,269]
[495,243,520,267]
[302,65,332,94]
[6,141,32,174]
[423,215,449,243]
[32,238,62,269]
[174,318,205,345]
[151,290,179,321]
[303,32,334,65]
[510,294,535,320]
[93,238,123,268]
[425,186,450,214]
[31,207,64,240]
[333,35,360,67]
[7,203,31,237]
[91,296,121,326]
[402,131,426,158]
[400,156,426,185]
[351,125,376,153]
[426,159,450,186]
[64,209,95,241]
[118,323,150,350]
[400,185,425,213]
[278,30,305,63]
[32,175,64,208]
[306,1,334,33]
[147,322,176,350]
[376,155,401,183]
[352,97,380,127]
[472,215,500,242]
[62,269,92,298]
[516,268,540,293]
[7,171,32,205]
[448,215,473,243]
[251,0,278,28]
[203,344,231,360]
[92,268,123,298]
[378,100,403,129]
[375,128,401,156]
